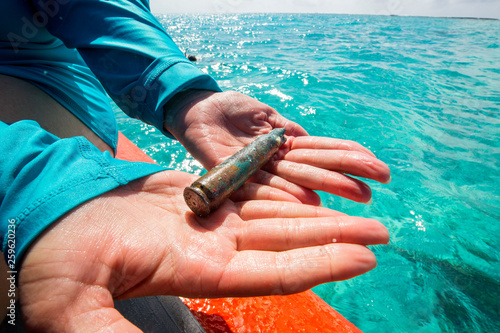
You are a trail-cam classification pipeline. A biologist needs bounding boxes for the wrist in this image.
[163,89,217,140]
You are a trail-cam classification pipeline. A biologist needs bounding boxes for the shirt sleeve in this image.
[31,0,222,137]
[0,120,165,270]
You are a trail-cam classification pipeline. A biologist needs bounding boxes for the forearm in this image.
[0,120,164,270]
[31,0,221,136]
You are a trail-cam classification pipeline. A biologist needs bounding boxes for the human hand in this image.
[18,170,389,331]
[164,90,391,206]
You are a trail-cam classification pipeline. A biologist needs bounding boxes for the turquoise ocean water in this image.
[115,14,500,332]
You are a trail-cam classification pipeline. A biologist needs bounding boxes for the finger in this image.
[25,306,142,332]
[267,112,309,137]
[266,160,373,203]
[236,216,389,251]
[250,169,322,205]
[235,200,346,220]
[289,136,377,157]
[284,149,391,184]
[21,278,141,332]
[217,244,377,296]
[74,308,142,332]
[230,182,302,203]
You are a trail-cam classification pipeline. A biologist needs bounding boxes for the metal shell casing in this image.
[184,128,287,217]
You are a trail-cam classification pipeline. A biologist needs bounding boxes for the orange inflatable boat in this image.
[115,132,361,333]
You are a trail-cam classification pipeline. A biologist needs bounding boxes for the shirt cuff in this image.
[140,59,222,139]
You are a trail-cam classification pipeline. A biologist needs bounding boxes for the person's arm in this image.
[31,1,391,204]
[0,122,389,332]
[31,0,221,137]
[0,120,164,270]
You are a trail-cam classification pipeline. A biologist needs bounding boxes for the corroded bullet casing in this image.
[184,128,287,217]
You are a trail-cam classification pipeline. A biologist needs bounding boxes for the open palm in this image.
[19,170,388,332]
[164,90,391,205]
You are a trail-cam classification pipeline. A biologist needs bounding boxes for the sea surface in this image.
[114,14,500,332]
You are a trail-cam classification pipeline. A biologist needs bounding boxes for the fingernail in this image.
[366,198,373,205]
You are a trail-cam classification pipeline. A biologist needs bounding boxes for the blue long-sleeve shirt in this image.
[0,0,221,270]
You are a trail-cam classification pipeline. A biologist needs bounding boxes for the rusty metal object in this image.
[184,128,287,217]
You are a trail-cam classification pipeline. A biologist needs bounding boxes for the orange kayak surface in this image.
[182,290,361,333]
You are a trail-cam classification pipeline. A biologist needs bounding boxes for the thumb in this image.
[20,280,141,332]
[269,112,309,137]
